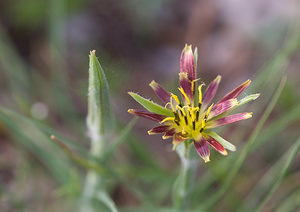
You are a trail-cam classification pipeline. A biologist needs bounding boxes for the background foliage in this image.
[0,0,300,211]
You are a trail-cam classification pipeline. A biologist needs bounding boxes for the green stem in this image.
[80,134,105,212]
[173,142,198,210]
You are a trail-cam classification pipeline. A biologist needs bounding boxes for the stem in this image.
[80,133,105,212]
[173,142,198,210]
[79,50,117,212]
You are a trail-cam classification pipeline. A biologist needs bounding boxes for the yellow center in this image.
[162,85,213,140]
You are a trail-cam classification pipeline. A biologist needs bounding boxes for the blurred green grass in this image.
[0,0,300,211]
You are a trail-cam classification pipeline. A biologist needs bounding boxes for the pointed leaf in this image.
[128,92,174,117]
[236,93,260,108]
[87,50,114,136]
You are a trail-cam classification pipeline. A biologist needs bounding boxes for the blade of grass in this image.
[0,105,147,203]
[94,191,118,212]
[127,134,164,170]
[199,77,287,210]
[275,188,300,212]
[251,29,300,92]
[0,106,92,159]
[103,117,138,163]
[0,24,32,97]
[253,102,300,150]
[237,136,300,212]
[0,110,72,184]
[51,135,108,176]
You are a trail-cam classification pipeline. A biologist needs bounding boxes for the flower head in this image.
[128,44,259,162]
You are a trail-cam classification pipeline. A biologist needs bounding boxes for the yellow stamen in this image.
[245,112,253,119]
[198,84,204,104]
[202,120,206,128]
[161,117,175,123]
[206,104,213,118]
[179,107,186,116]
[191,78,200,92]
[170,93,180,112]
[178,87,190,105]
[189,108,196,121]
[171,93,180,104]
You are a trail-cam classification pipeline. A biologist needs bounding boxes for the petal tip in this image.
[222,150,228,156]
[203,157,210,163]
[246,113,253,119]
[254,93,261,99]
[89,50,96,56]
[216,75,222,82]
[128,109,133,114]
[183,44,192,51]
[232,98,239,105]
[149,80,157,88]
[162,135,169,140]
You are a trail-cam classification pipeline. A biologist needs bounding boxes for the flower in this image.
[128,44,259,162]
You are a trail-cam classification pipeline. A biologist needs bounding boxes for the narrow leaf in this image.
[0,106,92,159]
[0,109,72,184]
[95,191,118,212]
[237,93,260,108]
[51,135,108,175]
[103,117,137,163]
[81,51,117,212]
[275,189,300,212]
[88,50,114,136]
[128,92,174,117]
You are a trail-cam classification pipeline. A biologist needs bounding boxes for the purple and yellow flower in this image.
[128,44,259,162]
